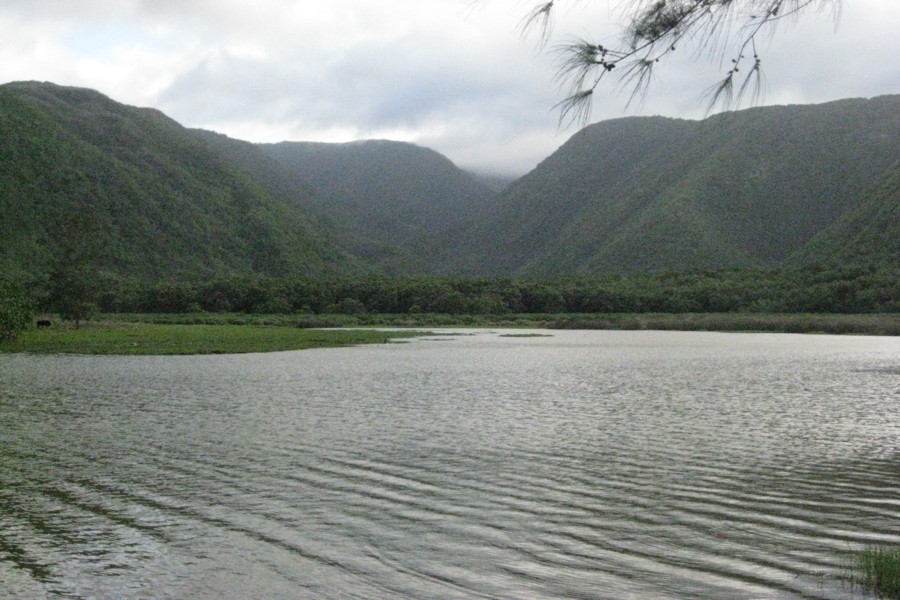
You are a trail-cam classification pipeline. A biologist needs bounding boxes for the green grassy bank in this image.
[0,322,424,355]
[548,312,900,336]
[2,312,896,356]
[91,311,900,335]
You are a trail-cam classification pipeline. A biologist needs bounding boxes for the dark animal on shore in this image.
[36,319,52,329]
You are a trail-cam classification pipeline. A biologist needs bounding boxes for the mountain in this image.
[466,171,517,193]
[2,81,896,288]
[0,81,363,283]
[448,95,900,276]
[790,162,900,267]
[259,140,496,274]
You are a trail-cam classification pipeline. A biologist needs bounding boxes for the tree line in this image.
[3,264,897,341]
[90,265,899,316]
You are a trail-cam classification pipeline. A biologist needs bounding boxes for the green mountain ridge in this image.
[792,162,900,267]
[0,81,362,284]
[259,140,496,274]
[448,96,900,276]
[1,80,897,291]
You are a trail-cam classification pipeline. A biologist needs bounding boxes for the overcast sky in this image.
[1,1,898,175]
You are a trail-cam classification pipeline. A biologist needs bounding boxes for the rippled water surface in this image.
[1,330,898,599]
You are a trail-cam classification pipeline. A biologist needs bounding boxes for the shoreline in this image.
[2,312,896,355]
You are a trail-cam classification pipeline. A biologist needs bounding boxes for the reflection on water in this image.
[1,330,898,599]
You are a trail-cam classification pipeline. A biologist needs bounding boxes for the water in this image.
[1,330,898,599]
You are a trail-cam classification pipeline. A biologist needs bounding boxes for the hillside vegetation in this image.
[1,81,897,317]
[791,163,900,267]
[260,140,496,274]
[0,81,362,286]
[448,96,900,276]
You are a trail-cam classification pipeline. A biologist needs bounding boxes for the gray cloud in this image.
[1,1,897,175]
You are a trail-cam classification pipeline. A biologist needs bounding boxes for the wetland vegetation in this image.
[0,320,424,355]
[1,310,897,356]
[852,545,900,599]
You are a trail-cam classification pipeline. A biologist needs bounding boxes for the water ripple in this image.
[1,331,898,598]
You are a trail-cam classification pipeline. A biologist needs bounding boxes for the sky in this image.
[1,1,898,175]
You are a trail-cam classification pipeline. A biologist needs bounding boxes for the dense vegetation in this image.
[260,140,496,274]
[0,81,362,287]
[2,82,898,324]
[450,97,900,276]
[0,276,32,341]
[81,265,898,317]
[790,163,900,268]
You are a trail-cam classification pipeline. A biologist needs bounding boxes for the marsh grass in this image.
[121,311,900,335]
[851,545,900,599]
[550,313,900,336]
[0,323,424,355]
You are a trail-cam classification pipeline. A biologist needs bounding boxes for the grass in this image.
[549,312,900,336]
[3,310,897,355]
[112,311,900,335]
[0,322,425,355]
[852,545,900,599]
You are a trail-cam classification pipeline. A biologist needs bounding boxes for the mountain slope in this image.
[450,95,900,276]
[2,82,896,285]
[0,81,362,282]
[790,162,900,267]
[260,140,496,274]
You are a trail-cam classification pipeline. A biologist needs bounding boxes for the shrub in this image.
[0,278,33,342]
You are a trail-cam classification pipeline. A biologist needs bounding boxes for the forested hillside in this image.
[1,81,897,312]
[0,81,363,286]
[260,140,496,274]
[449,96,900,276]
[790,163,900,267]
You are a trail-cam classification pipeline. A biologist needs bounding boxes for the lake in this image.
[1,330,898,599]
